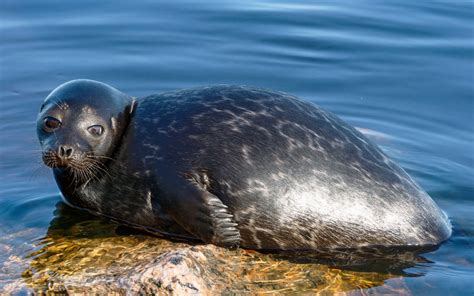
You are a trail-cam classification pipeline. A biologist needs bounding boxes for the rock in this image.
[1,203,419,295]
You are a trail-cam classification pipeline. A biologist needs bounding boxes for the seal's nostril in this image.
[65,147,73,157]
[58,145,73,158]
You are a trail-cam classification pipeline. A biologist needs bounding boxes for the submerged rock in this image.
[1,202,424,295]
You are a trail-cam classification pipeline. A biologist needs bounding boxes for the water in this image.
[1,0,473,294]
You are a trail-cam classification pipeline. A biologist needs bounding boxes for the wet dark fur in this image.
[39,81,452,250]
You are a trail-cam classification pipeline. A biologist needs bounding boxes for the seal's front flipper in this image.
[160,176,240,248]
[193,188,241,248]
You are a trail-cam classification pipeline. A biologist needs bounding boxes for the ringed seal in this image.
[37,79,451,250]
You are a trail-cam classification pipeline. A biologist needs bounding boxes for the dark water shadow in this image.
[44,201,197,244]
[267,244,438,277]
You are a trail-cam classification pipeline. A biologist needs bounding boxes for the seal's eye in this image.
[43,116,61,132]
[87,125,104,136]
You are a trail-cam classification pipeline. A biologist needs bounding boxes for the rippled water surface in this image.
[1,0,473,294]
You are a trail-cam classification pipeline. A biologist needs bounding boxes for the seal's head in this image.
[37,79,135,183]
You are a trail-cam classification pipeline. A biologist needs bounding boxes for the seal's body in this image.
[38,80,451,250]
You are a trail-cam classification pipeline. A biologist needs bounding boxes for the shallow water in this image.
[1,0,473,294]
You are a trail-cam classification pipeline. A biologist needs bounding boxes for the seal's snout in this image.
[58,145,74,160]
[42,145,75,168]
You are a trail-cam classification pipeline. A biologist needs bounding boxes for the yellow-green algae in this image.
[2,203,418,295]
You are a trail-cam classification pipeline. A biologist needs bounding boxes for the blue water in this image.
[1,0,473,294]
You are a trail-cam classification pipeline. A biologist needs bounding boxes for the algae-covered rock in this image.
[1,202,423,295]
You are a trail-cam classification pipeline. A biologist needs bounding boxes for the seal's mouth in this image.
[42,146,83,168]
[42,150,68,168]
[42,149,109,185]
[41,149,91,169]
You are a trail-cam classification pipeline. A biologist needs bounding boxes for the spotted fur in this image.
[121,85,451,249]
[41,82,452,250]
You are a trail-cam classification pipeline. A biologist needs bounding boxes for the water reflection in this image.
[19,202,435,294]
